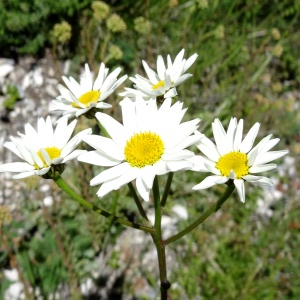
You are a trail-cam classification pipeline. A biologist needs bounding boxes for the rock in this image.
[0,59,14,79]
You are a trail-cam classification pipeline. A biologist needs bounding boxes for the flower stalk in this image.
[152,176,170,300]
[164,182,235,246]
[53,174,155,234]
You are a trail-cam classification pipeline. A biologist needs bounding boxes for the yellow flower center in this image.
[124,132,164,168]
[152,80,165,90]
[72,90,101,108]
[36,147,61,168]
[216,151,249,178]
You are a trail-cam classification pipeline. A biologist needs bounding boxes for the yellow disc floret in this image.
[36,147,61,168]
[152,80,165,90]
[72,90,101,108]
[216,151,249,178]
[124,132,164,168]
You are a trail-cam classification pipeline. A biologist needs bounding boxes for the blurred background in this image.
[0,0,299,299]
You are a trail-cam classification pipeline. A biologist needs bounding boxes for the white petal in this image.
[96,179,119,198]
[24,123,39,144]
[166,160,193,172]
[240,122,260,153]
[212,118,230,155]
[29,148,44,168]
[254,150,288,165]
[242,175,262,182]
[183,53,198,73]
[248,134,272,157]
[153,160,168,175]
[95,102,112,109]
[40,148,52,166]
[234,179,245,203]
[120,97,136,131]
[247,147,258,166]
[165,135,203,155]
[4,142,23,160]
[198,143,219,162]
[253,177,273,186]
[204,161,221,175]
[249,164,277,173]
[226,117,237,146]
[95,112,127,144]
[140,166,156,189]
[107,167,140,191]
[81,135,124,161]
[164,87,177,98]
[55,118,77,149]
[61,128,92,158]
[142,60,159,83]
[187,156,208,172]
[0,162,35,173]
[162,150,194,161]
[215,177,229,184]
[12,171,37,179]
[193,175,225,190]
[233,119,244,151]
[62,149,86,163]
[62,76,81,98]
[90,162,130,185]
[93,63,106,90]
[136,176,150,202]
[172,49,185,73]
[101,76,117,93]
[82,63,93,91]
[173,74,192,87]
[78,150,120,167]
[52,157,64,164]
[36,167,51,176]
[45,116,55,146]
[75,107,90,117]
[259,138,280,153]
[157,55,166,80]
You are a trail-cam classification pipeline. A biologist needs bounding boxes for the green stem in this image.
[54,174,155,234]
[164,183,235,245]
[100,33,111,62]
[127,182,152,227]
[161,172,173,208]
[152,176,170,300]
[153,177,162,238]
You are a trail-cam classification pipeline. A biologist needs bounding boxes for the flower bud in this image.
[106,13,127,33]
[134,17,151,35]
[51,21,72,44]
[92,1,110,21]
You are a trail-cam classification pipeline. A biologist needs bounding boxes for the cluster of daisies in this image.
[0,49,288,203]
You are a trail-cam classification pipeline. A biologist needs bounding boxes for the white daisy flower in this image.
[190,118,288,203]
[50,63,127,119]
[120,49,198,101]
[78,97,203,201]
[0,116,92,179]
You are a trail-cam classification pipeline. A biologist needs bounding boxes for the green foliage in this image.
[2,85,21,110]
[0,0,92,55]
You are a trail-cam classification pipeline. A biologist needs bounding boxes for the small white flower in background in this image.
[78,97,203,201]
[120,49,198,101]
[0,116,91,179]
[190,118,288,203]
[50,63,127,119]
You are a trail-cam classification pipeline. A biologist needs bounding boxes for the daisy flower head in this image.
[190,118,288,203]
[0,116,92,179]
[120,49,198,101]
[50,63,127,119]
[78,97,203,201]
